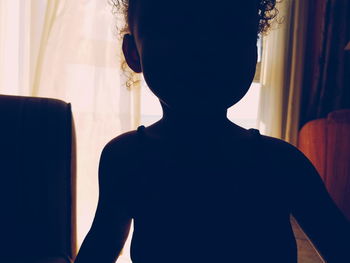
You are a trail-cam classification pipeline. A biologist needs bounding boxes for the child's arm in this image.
[74,135,134,263]
[285,143,350,262]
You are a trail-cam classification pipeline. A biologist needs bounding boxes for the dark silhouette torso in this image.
[124,124,297,263]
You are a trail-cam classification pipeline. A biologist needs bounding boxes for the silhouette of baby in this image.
[75,1,350,262]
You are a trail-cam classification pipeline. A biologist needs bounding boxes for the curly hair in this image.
[109,0,279,90]
[110,0,279,36]
[257,0,279,34]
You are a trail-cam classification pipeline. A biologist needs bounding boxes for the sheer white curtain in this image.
[0,0,140,255]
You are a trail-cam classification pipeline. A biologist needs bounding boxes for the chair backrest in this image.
[298,109,350,221]
[0,95,77,261]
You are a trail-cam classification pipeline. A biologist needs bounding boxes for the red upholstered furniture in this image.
[0,95,77,263]
[298,109,350,221]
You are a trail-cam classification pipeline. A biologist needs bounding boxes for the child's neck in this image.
[159,103,232,137]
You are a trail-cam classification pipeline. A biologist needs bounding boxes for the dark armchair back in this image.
[0,95,76,262]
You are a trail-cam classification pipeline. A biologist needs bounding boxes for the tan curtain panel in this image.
[257,0,309,145]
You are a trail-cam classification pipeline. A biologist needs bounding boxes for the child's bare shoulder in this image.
[258,134,314,173]
[103,130,140,154]
[259,134,297,154]
[99,129,142,176]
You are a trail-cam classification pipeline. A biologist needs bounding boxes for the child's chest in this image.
[127,136,296,263]
[129,138,289,223]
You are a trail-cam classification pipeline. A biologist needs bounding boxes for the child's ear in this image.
[122,34,142,73]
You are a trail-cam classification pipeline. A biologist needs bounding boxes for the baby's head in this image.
[113,0,278,113]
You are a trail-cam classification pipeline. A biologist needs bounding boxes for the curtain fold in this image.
[257,0,309,145]
[257,0,289,139]
[300,0,350,127]
[32,0,60,97]
[283,0,310,144]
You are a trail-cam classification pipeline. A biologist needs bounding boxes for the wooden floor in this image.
[291,217,324,263]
